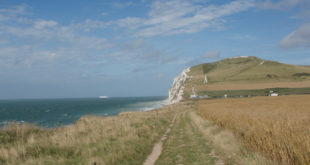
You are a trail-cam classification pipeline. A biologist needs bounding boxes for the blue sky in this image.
[0,0,309,99]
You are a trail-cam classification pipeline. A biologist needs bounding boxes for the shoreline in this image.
[0,101,181,164]
[1,99,171,130]
[0,97,169,128]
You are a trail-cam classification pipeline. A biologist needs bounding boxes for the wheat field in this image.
[198,95,310,165]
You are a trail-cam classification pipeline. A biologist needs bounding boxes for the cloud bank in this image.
[280,24,310,48]
[116,0,255,37]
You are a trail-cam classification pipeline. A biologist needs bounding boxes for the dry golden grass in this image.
[196,80,310,91]
[190,111,276,165]
[0,104,182,165]
[198,95,310,165]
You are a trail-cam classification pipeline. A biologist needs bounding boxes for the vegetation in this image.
[202,63,217,74]
[0,105,178,165]
[293,72,310,77]
[197,57,310,84]
[155,102,274,165]
[197,80,310,91]
[190,110,276,165]
[183,56,310,98]
[156,110,215,165]
[198,95,310,165]
[0,100,276,165]
[198,87,310,98]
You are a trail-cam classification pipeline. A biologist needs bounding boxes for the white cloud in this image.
[231,34,256,40]
[257,0,310,23]
[109,38,174,64]
[0,14,6,21]
[203,51,221,59]
[34,20,58,29]
[153,73,165,79]
[0,3,176,69]
[147,0,196,25]
[75,19,110,31]
[257,1,310,49]
[115,0,255,37]
[291,9,310,20]
[116,17,143,29]
[0,39,9,44]
[0,4,112,69]
[257,0,305,10]
[186,50,221,66]
[0,4,29,15]
[0,45,33,67]
[101,12,109,17]
[289,1,310,20]
[110,2,133,8]
[280,24,310,48]
[0,4,29,22]
[1,16,109,50]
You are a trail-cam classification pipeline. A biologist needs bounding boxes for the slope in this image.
[183,56,310,97]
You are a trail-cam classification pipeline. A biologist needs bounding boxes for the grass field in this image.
[197,87,310,98]
[198,95,310,165]
[155,110,215,165]
[197,80,310,91]
[200,57,310,84]
[190,57,310,85]
[182,56,310,98]
[0,104,179,165]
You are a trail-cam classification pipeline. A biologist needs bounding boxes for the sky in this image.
[0,0,310,99]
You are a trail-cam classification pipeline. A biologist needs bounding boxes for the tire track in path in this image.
[143,114,177,165]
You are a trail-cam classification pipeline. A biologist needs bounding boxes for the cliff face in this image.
[168,68,191,104]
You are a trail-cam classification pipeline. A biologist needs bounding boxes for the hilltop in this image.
[177,56,310,99]
[190,56,310,84]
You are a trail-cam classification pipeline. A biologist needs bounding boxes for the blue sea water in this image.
[0,97,167,127]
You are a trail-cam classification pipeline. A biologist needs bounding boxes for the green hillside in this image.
[183,56,310,98]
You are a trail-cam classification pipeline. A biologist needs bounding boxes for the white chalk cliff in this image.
[168,68,191,104]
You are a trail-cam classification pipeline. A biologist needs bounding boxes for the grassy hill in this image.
[183,56,310,98]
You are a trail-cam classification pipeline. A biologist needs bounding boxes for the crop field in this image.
[198,95,310,165]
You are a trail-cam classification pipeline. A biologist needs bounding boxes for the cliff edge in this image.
[168,68,191,104]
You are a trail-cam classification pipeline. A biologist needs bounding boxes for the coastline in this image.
[0,96,168,128]
[0,101,182,164]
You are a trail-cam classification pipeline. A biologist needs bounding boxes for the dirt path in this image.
[143,101,276,165]
[155,110,221,165]
[143,114,177,165]
[144,103,226,165]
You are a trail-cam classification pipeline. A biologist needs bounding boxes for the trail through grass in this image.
[0,104,178,165]
[151,102,273,165]
[155,109,216,164]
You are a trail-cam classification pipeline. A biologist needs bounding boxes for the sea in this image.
[0,96,167,128]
